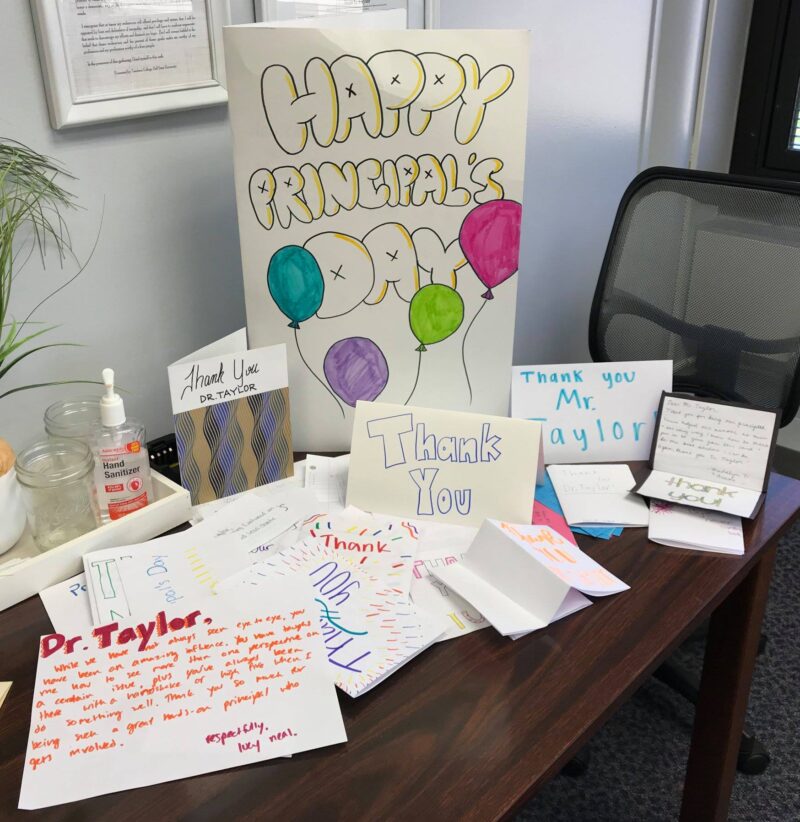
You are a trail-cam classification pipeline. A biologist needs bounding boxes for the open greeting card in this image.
[648,501,744,555]
[168,330,294,505]
[347,401,544,527]
[511,361,672,463]
[432,521,628,638]
[547,464,649,528]
[19,577,346,810]
[635,393,779,518]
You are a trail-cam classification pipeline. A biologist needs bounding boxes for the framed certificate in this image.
[30,0,230,129]
[254,0,438,28]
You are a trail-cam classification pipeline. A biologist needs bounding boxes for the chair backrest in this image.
[589,166,800,426]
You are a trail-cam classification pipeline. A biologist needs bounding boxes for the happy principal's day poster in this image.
[224,26,530,449]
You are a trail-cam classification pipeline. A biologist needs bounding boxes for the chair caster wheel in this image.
[561,750,590,777]
[737,737,770,775]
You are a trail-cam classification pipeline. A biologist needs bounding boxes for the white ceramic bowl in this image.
[0,468,27,555]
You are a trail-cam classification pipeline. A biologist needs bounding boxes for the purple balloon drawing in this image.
[324,337,389,407]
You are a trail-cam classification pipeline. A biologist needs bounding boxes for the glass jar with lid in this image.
[44,396,101,444]
[15,438,99,551]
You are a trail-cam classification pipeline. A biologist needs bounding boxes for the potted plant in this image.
[0,138,95,554]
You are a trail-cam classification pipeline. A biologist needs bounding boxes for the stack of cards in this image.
[81,489,320,625]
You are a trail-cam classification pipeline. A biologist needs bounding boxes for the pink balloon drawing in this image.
[458,198,524,404]
[459,199,523,299]
[324,337,389,407]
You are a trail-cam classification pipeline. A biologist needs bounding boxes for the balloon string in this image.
[404,350,423,405]
[294,327,345,418]
[461,299,488,405]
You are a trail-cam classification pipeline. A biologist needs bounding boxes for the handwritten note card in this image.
[648,501,744,555]
[636,394,779,518]
[511,361,672,463]
[547,464,649,527]
[347,401,543,526]
[169,336,293,504]
[221,540,445,696]
[84,490,320,625]
[19,577,346,810]
[432,521,627,638]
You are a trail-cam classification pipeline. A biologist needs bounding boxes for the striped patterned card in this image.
[169,340,293,504]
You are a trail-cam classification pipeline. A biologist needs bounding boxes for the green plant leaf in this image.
[0,325,58,366]
[0,342,81,381]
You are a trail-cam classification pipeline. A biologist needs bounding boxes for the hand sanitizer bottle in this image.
[90,368,154,523]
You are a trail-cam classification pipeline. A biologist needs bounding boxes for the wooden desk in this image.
[1,467,798,821]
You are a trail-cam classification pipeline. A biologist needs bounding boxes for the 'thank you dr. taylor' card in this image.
[168,332,293,504]
[346,401,543,526]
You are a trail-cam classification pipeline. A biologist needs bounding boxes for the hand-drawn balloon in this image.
[267,245,324,328]
[304,232,375,318]
[323,337,389,406]
[409,284,464,352]
[459,199,523,299]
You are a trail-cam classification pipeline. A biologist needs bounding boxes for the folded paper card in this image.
[169,332,293,504]
[648,500,744,555]
[220,540,445,696]
[547,464,649,527]
[347,401,543,526]
[432,521,627,638]
[635,393,779,518]
[39,574,93,636]
[83,489,320,624]
[19,577,346,810]
[511,361,672,463]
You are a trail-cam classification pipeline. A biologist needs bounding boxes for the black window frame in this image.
[731,0,800,178]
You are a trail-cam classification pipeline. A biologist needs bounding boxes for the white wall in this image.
[0,0,250,451]
[440,0,658,366]
[4,0,759,454]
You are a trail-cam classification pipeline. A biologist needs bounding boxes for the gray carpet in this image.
[516,524,800,822]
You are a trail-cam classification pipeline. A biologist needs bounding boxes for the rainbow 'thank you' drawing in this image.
[346,401,543,527]
[224,26,530,449]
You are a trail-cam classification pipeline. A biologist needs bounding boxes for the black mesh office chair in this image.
[589,166,800,774]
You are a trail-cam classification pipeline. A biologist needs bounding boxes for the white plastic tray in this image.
[0,471,191,612]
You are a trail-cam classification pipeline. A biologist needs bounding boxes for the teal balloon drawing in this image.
[267,245,324,328]
[409,284,464,352]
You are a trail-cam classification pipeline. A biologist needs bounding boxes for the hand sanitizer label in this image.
[94,441,150,520]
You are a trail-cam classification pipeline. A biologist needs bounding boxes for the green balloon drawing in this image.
[267,245,324,328]
[409,284,464,352]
